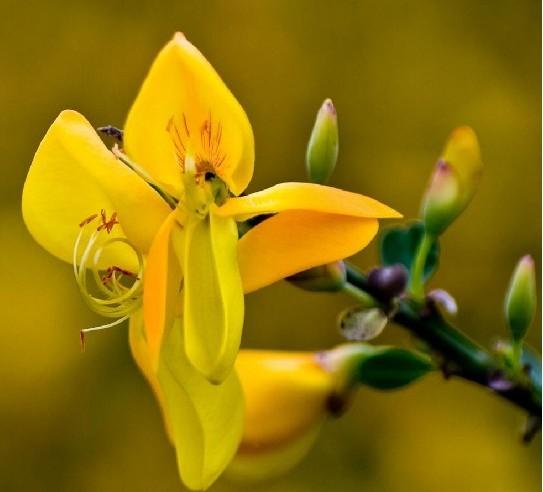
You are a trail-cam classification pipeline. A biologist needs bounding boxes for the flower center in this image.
[168,113,229,222]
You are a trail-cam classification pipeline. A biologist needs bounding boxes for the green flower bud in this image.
[306,99,338,184]
[287,261,346,292]
[505,255,537,343]
[422,127,482,236]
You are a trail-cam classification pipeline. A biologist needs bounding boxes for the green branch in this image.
[345,263,541,417]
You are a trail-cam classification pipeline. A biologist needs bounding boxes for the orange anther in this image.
[97,209,119,234]
[79,213,99,227]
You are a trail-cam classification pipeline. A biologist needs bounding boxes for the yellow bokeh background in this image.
[0,1,540,491]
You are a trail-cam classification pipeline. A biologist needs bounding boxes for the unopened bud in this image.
[428,288,458,315]
[306,98,338,184]
[367,264,408,301]
[338,306,388,341]
[505,255,537,343]
[422,127,482,236]
[287,261,346,292]
[229,350,335,481]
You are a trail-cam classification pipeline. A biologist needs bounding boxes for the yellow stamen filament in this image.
[73,213,144,347]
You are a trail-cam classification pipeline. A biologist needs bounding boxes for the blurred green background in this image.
[0,0,540,491]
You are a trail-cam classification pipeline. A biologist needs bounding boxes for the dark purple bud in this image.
[367,264,408,301]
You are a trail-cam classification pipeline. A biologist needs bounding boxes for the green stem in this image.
[345,262,541,416]
[342,282,376,307]
[408,232,434,301]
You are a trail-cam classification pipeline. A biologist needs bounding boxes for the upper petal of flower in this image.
[215,182,402,220]
[124,33,254,197]
[22,110,171,267]
[129,311,244,491]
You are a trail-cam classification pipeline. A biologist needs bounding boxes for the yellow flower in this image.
[228,346,365,482]
[22,33,400,489]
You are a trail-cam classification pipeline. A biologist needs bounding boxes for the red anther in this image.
[97,210,119,234]
[79,331,86,352]
[101,266,138,284]
[79,213,99,227]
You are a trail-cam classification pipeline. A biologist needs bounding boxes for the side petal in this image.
[129,310,173,441]
[238,210,379,293]
[124,33,254,196]
[22,110,171,265]
[215,182,401,220]
[143,212,181,370]
[129,312,244,491]
[183,212,244,383]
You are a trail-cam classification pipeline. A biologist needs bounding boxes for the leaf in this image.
[356,347,434,390]
[379,222,439,281]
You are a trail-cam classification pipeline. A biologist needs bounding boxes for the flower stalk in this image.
[407,231,434,301]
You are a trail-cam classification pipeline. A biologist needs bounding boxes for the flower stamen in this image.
[97,209,119,233]
[168,113,228,180]
[74,213,144,349]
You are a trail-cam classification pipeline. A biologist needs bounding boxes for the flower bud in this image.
[228,350,335,481]
[287,261,346,292]
[422,127,482,236]
[228,344,432,481]
[367,264,408,301]
[505,255,537,343]
[306,98,339,184]
[428,288,458,315]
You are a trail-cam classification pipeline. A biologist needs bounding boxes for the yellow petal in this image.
[124,33,254,196]
[22,110,171,267]
[227,350,331,482]
[442,126,483,186]
[216,182,401,220]
[239,211,379,293]
[183,212,244,383]
[227,422,323,482]
[128,310,172,440]
[143,212,181,370]
[236,351,332,449]
[129,311,244,491]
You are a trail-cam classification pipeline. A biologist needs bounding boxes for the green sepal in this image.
[380,222,439,282]
[355,347,434,390]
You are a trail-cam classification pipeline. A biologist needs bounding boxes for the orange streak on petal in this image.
[238,210,379,293]
[143,211,178,370]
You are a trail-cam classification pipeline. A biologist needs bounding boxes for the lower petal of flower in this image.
[238,211,379,293]
[129,311,244,491]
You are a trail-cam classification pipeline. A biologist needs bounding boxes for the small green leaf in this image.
[380,222,439,281]
[356,347,434,390]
